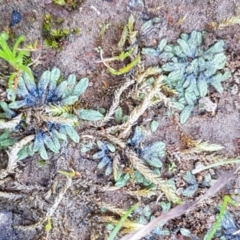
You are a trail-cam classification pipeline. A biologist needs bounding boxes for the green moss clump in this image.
[42,13,80,50]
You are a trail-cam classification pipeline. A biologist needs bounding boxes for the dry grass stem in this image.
[0,191,22,200]
[99,202,128,216]
[46,176,72,218]
[125,148,181,203]
[96,79,135,127]
[101,216,143,231]
[0,114,22,129]
[125,148,162,185]
[209,15,240,29]
[100,131,126,148]
[0,135,35,179]
[118,76,163,138]
[113,153,121,181]
[135,67,162,85]
[126,189,156,198]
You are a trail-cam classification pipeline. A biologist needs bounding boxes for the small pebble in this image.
[231,84,238,95]
[198,97,217,115]
[10,10,22,27]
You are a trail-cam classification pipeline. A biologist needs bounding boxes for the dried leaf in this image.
[209,16,240,30]
[185,139,224,153]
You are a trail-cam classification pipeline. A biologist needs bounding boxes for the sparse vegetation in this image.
[142,30,231,123]
[0,32,33,90]
[204,195,239,240]
[53,0,83,10]
[0,67,104,163]
[42,14,80,50]
[0,4,240,240]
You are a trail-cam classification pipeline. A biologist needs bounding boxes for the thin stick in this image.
[192,158,240,174]
[96,79,135,127]
[118,75,162,139]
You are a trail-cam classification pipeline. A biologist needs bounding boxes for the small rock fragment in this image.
[198,97,217,115]
[10,10,22,27]
[231,84,239,95]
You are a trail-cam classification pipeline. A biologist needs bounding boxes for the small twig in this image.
[95,79,135,127]
[90,5,101,15]
[0,191,22,200]
[99,131,126,149]
[46,177,72,218]
[192,158,240,174]
[118,75,163,139]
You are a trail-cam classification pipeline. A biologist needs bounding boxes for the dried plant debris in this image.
[102,203,172,239]
[142,30,231,123]
[208,15,240,30]
[121,167,240,240]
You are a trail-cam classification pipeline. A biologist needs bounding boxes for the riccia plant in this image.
[93,141,116,175]
[142,30,231,123]
[5,67,89,160]
[128,126,166,169]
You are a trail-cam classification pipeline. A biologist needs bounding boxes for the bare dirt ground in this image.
[0,0,240,239]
